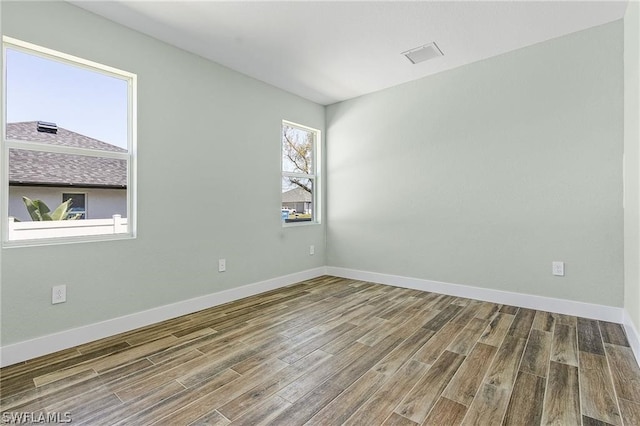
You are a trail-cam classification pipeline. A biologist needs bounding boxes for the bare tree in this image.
[283,125,313,193]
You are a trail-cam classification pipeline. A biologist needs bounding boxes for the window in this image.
[2,37,136,245]
[281,121,320,224]
[62,193,86,219]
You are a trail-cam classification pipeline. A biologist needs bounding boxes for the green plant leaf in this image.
[22,197,76,221]
[50,198,72,220]
[33,199,51,215]
[23,196,46,221]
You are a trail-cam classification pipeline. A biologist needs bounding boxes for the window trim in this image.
[281,120,321,227]
[1,36,137,247]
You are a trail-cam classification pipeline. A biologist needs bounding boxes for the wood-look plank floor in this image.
[2,276,640,425]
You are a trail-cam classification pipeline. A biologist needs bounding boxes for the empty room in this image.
[1,0,640,424]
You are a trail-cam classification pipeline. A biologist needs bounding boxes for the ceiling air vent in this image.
[402,42,444,64]
[37,121,58,134]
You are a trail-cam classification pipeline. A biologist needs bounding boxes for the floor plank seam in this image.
[538,315,556,426]
[576,322,585,426]
[600,323,626,426]
[489,307,530,426]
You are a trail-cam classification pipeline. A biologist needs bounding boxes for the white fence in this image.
[7,215,128,241]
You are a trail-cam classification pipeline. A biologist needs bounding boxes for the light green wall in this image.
[625,1,640,328]
[326,21,625,307]
[0,1,325,345]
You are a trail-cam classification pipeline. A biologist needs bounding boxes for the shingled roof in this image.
[282,187,312,203]
[8,122,127,188]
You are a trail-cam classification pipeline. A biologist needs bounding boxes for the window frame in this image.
[1,36,137,247]
[281,120,321,226]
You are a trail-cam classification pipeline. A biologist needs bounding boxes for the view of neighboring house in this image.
[281,187,312,214]
[8,121,127,221]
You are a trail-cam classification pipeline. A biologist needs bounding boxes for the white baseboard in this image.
[0,267,327,367]
[624,310,640,363]
[326,267,624,323]
[2,266,634,368]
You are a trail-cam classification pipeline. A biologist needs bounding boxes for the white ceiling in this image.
[72,1,629,106]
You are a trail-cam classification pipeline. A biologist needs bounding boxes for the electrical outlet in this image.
[218,258,226,272]
[52,285,66,304]
[310,245,315,255]
[552,261,565,276]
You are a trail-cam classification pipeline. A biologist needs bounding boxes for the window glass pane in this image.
[282,124,314,174]
[5,48,128,151]
[4,39,134,243]
[282,177,313,223]
[62,193,86,219]
[9,149,127,221]
[62,193,86,209]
